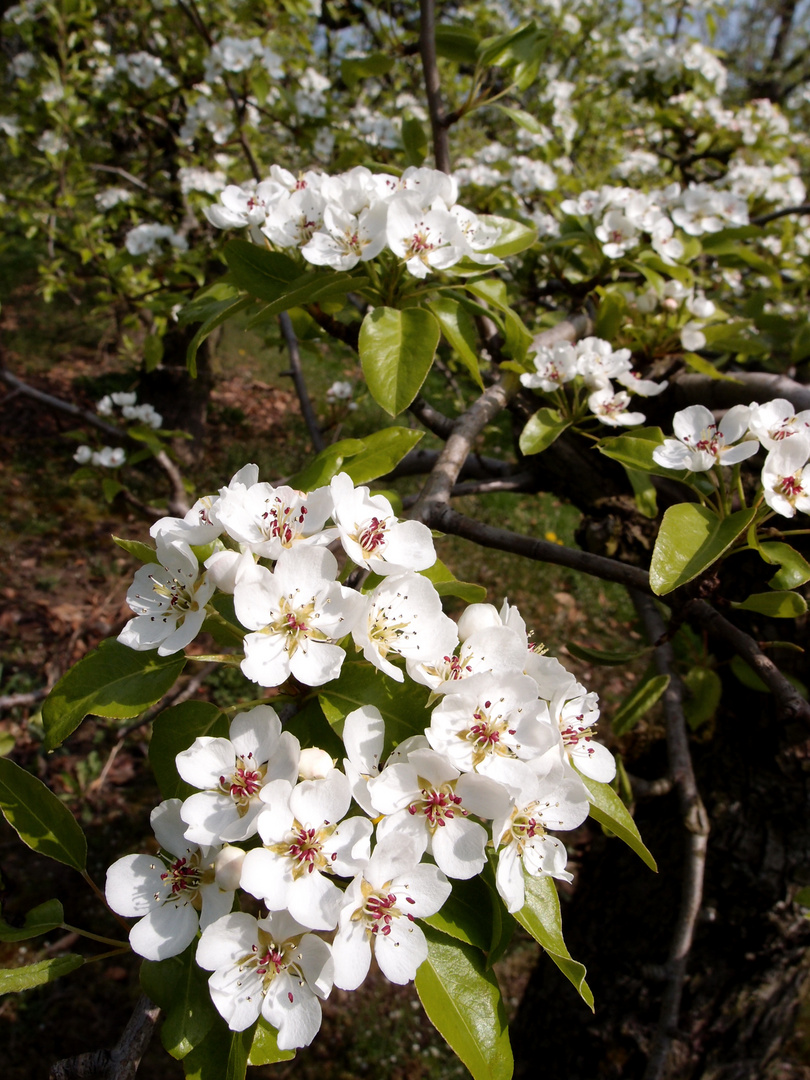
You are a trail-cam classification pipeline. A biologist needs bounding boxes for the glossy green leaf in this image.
[0,899,64,943]
[650,504,757,596]
[318,661,430,750]
[594,290,626,341]
[731,590,807,617]
[730,655,769,692]
[519,407,571,455]
[420,559,487,604]
[185,295,253,377]
[598,428,710,489]
[514,874,594,1009]
[244,271,354,327]
[611,673,670,736]
[150,701,230,801]
[141,943,219,1059]
[578,771,658,871]
[182,1020,253,1080]
[286,438,366,491]
[761,542,810,590]
[477,215,537,258]
[464,279,533,362]
[415,926,513,1080]
[477,20,543,69]
[435,24,480,63]
[495,104,546,135]
[113,535,159,565]
[565,641,651,666]
[342,427,425,485]
[359,307,441,416]
[0,759,87,871]
[340,52,394,87]
[427,297,484,389]
[0,954,84,994]
[682,667,722,730]
[223,240,301,300]
[248,1017,296,1066]
[42,638,187,751]
[624,466,658,518]
[423,876,494,952]
[401,114,428,168]
[682,352,743,381]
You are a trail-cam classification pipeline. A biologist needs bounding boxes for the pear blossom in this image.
[595,209,639,258]
[653,404,759,472]
[151,463,258,548]
[118,537,215,655]
[216,482,334,559]
[575,338,633,389]
[234,546,363,688]
[301,202,388,270]
[761,436,810,518]
[105,800,235,961]
[385,196,465,278]
[196,910,333,1046]
[330,472,436,575]
[341,705,386,815]
[748,399,810,450]
[331,838,451,990]
[520,342,578,393]
[549,683,615,783]
[177,705,299,846]
[240,770,371,930]
[587,387,647,427]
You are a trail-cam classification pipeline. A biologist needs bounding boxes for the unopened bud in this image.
[214,845,245,892]
[298,747,335,781]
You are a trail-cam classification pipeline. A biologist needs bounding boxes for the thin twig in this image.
[87,163,151,192]
[49,995,161,1080]
[419,0,451,173]
[752,203,810,226]
[632,591,710,1080]
[409,395,455,439]
[0,688,49,712]
[279,312,326,453]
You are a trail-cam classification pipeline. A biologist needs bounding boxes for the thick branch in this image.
[279,311,326,453]
[49,995,160,1080]
[388,447,515,481]
[419,0,451,173]
[752,203,810,226]
[632,592,710,1080]
[671,370,810,412]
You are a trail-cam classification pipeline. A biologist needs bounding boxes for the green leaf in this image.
[102,478,124,503]
[359,307,440,416]
[477,215,537,258]
[222,240,301,300]
[494,104,546,135]
[401,114,428,168]
[464,279,533,363]
[0,899,64,942]
[141,943,218,1059]
[519,407,571,455]
[420,559,487,604]
[185,295,253,378]
[244,272,354,327]
[342,427,425,485]
[624,466,658,519]
[415,926,513,1080]
[0,733,14,757]
[182,1020,253,1080]
[248,1017,296,1066]
[682,667,722,730]
[435,24,480,63]
[0,954,84,994]
[113,535,159,565]
[42,639,187,751]
[649,504,757,596]
[285,438,366,491]
[514,874,594,1009]
[318,661,430,750]
[144,333,164,373]
[340,53,394,87]
[594,289,626,341]
[598,428,709,489]
[0,759,87,871]
[682,352,743,381]
[477,20,543,70]
[761,542,810,590]
[732,590,807,617]
[427,297,484,389]
[578,771,658,871]
[565,641,651,666]
[423,877,495,952]
[730,655,769,692]
[611,673,670,736]
[150,702,230,801]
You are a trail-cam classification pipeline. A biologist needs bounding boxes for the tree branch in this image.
[671,370,810,412]
[752,203,810,226]
[632,591,710,1080]
[49,995,160,1080]
[419,0,451,173]
[279,311,326,453]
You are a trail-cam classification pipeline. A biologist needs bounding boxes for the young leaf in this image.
[519,407,571,455]
[611,673,670,736]
[150,701,230,801]
[476,215,537,258]
[359,307,441,416]
[141,943,218,1059]
[222,240,301,299]
[285,438,366,491]
[42,638,187,751]
[513,874,594,1009]
[0,759,87,872]
[0,954,84,994]
[649,504,757,596]
[427,297,485,389]
[760,542,810,590]
[113,535,159,565]
[420,559,488,604]
[248,1017,296,1066]
[577,771,658,871]
[731,591,808,617]
[0,899,65,943]
[341,427,425,485]
[415,926,513,1080]
[565,641,651,666]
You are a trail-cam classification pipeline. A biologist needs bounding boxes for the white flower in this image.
[105,799,234,961]
[73,445,93,464]
[118,537,215,655]
[92,446,126,467]
[653,404,759,472]
[680,321,707,351]
[331,838,451,990]
[234,546,363,688]
[330,472,436,575]
[177,705,299,846]
[761,436,810,518]
[196,910,333,1046]
[587,387,646,427]
[748,399,810,450]
[216,482,334,559]
[595,209,639,259]
[386,195,465,278]
[301,202,388,270]
[520,342,578,393]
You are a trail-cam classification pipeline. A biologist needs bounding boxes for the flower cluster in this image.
[107,465,614,1050]
[520,335,667,427]
[204,164,503,278]
[653,401,810,518]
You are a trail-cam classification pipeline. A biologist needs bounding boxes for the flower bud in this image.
[456,603,500,642]
[214,845,245,892]
[298,747,335,781]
